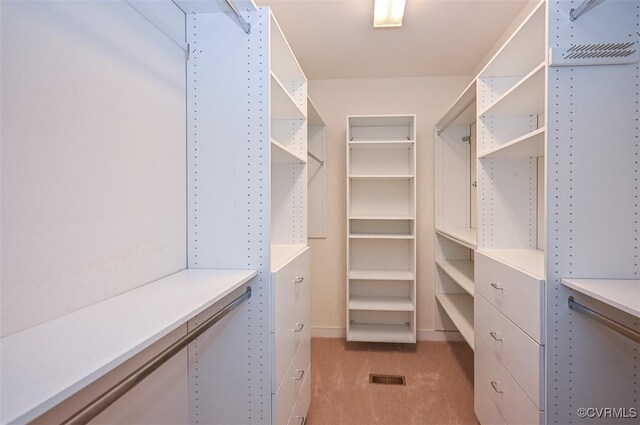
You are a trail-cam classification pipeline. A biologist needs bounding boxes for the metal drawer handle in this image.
[293,323,304,332]
[490,282,504,290]
[293,276,305,284]
[296,416,305,425]
[489,331,503,341]
[490,381,503,393]
[293,369,305,381]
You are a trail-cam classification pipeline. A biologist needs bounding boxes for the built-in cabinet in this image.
[346,115,417,343]
[436,1,640,424]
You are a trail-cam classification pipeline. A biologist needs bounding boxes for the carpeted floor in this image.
[306,338,478,425]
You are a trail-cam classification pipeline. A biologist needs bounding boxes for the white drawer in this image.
[475,374,507,425]
[475,294,544,410]
[287,364,311,425]
[476,338,542,425]
[273,332,311,425]
[273,318,310,393]
[475,252,545,343]
[272,248,310,333]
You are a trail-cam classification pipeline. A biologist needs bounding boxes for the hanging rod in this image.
[125,0,189,52]
[61,286,252,425]
[308,151,324,166]
[223,0,251,34]
[568,296,640,343]
[569,0,603,22]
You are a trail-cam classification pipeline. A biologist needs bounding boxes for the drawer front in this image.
[274,315,310,393]
[476,338,542,425]
[475,294,544,410]
[272,248,310,333]
[475,252,545,343]
[273,332,311,425]
[287,364,311,425]
[475,374,507,425]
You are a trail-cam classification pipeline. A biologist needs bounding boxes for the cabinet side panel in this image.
[546,1,640,423]
[186,10,270,425]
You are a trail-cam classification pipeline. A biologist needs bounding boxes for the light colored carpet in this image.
[306,338,478,425]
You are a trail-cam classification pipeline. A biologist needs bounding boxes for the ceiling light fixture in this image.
[373,0,406,28]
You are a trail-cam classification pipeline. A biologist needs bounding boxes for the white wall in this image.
[308,76,470,339]
[1,1,187,336]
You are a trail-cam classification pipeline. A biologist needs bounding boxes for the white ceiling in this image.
[255,0,530,80]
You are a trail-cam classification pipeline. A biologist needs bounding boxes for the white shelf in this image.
[348,296,414,312]
[435,227,477,249]
[349,233,414,240]
[435,293,475,350]
[307,97,324,126]
[347,323,414,343]
[479,62,545,117]
[348,175,414,179]
[348,140,414,149]
[480,248,545,280]
[271,138,307,164]
[350,215,415,220]
[271,72,305,120]
[349,269,414,281]
[479,127,545,159]
[561,279,640,319]
[436,79,477,129]
[0,269,257,425]
[436,259,474,296]
[271,244,308,272]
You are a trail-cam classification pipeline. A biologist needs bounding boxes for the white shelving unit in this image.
[347,115,417,343]
[437,1,640,424]
[434,78,477,350]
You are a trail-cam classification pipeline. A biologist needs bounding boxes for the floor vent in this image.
[369,374,406,385]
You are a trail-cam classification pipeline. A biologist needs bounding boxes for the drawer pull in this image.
[293,276,305,284]
[296,416,305,425]
[490,381,504,393]
[293,322,305,332]
[292,369,305,381]
[489,331,503,341]
[490,282,504,290]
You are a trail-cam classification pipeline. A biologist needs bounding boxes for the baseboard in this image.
[310,326,464,342]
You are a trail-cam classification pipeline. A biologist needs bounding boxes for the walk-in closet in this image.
[1,1,638,424]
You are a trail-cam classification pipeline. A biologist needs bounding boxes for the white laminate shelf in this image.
[271,139,307,164]
[561,279,640,318]
[435,293,475,350]
[348,175,414,179]
[307,97,324,127]
[435,227,477,250]
[348,141,414,149]
[349,215,415,221]
[436,259,474,296]
[348,323,414,343]
[349,296,414,312]
[271,244,308,271]
[436,79,477,129]
[271,72,305,120]
[479,128,545,159]
[349,269,414,281]
[349,233,414,240]
[480,248,545,280]
[0,269,258,425]
[479,62,545,117]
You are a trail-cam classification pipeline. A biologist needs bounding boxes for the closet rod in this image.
[223,0,251,34]
[569,0,603,22]
[568,296,640,343]
[61,286,252,425]
[308,151,324,166]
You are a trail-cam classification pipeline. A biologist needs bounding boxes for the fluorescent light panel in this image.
[373,0,406,28]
